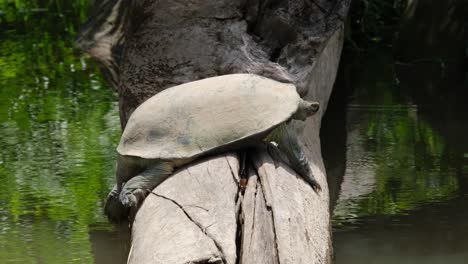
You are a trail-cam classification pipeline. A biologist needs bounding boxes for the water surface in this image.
[0,4,129,263]
[1,2,467,264]
[322,49,468,264]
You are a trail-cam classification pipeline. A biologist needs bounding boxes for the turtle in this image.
[104,73,320,222]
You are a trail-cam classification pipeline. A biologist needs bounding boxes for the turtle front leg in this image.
[268,123,321,192]
[119,161,174,219]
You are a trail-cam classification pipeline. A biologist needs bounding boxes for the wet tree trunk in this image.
[78,1,350,263]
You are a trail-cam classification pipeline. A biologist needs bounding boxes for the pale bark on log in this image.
[240,169,278,264]
[130,29,343,264]
[128,154,240,264]
[78,1,349,263]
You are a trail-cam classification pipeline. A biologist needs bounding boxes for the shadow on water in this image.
[322,0,468,262]
[0,1,129,263]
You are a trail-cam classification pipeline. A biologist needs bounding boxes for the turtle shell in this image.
[117,74,300,160]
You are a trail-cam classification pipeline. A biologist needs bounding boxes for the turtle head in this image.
[293,100,320,121]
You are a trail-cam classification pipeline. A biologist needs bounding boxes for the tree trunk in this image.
[78,1,350,263]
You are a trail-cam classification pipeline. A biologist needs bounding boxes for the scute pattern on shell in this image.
[117,74,300,160]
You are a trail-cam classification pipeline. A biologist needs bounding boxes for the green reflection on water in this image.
[332,50,460,227]
[0,2,121,263]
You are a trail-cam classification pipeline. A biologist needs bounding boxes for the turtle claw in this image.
[119,188,148,218]
[120,191,137,209]
[104,186,129,223]
[303,176,321,193]
[310,180,322,193]
[120,189,143,209]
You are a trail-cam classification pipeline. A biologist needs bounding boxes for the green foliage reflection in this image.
[0,1,121,263]
[333,51,460,227]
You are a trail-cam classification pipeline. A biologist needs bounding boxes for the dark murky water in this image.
[322,48,468,263]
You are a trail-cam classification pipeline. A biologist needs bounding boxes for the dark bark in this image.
[79,0,350,128]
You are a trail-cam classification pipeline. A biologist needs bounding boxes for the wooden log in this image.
[78,1,350,263]
[128,154,240,264]
[240,169,278,264]
[128,28,343,264]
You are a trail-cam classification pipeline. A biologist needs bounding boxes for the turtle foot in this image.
[303,176,322,193]
[104,186,129,223]
[119,188,148,219]
[309,179,322,192]
[113,162,174,221]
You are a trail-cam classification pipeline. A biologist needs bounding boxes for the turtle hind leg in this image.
[267,123,321,192]
[104,157,144,223]
[119,161,174,220]
[104,185,129,223]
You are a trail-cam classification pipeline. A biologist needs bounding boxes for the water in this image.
[322,48,468,263]
[1,2,467,264]
[0,5,129,264]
